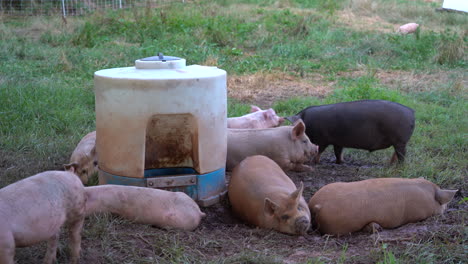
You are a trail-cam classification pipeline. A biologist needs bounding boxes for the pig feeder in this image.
[94,54,227,206]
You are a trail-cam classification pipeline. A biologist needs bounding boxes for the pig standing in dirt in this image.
[0,167,86,264]
[228,155,311,235]
[85,185,205,231]
[309,178,457,236]
[227,120,318,172]
[398,23,419,34]
[227,105,284,129]
[286,100,415,164]
[65,131,98,185]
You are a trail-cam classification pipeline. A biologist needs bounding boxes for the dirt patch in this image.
[227,72,334,108]
[336,9,397,33]
[338,69,467,94]
[227,69,466,109]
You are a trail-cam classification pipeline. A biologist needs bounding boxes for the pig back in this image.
[70,131,96,160]
[227,126,293,170]
[84,185,204,230]
[0,171,85,246]
[228,155,297,226]
[310,178,442,235]
[298,100,415,150]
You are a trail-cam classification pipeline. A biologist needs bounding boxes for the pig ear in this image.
[285,115,300,124]
[264,198,279,217]
[435,189,458,205]
[90,146,96,156]
[290,182,304,201]
[64,162,79,173]
[291,120,306,140]
[312,204,322,213]
[250,105,261,113]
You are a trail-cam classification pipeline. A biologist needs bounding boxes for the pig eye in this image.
[93,160,98,166]
[302,140,307,144]
[281,215,290,221]
[298,206,304,211]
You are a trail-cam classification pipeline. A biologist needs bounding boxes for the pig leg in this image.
[390,152,398,164]
[392,144,407,164]
[363,222,382,233]
[43,233,59,264]
[68,218,84,264]
[279,159,313,172]
[314,144,329,164]
[0,232,15,264]
[291,163,314,172]
[333,145,344,164]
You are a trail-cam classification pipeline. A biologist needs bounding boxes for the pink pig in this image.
[0,167,86,264]
[227,105,284,129]
[398,23,419,34]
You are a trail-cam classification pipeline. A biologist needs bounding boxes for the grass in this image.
[0,0,467,263]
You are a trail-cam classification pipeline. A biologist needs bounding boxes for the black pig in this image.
[286,100,415,164]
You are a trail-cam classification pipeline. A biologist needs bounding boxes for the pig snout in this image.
[294,216,310,235]
[304,144,318,160]
[278,117,285,125]
[310,145,319,156]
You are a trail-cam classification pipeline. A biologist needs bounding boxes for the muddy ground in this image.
[7,150,466,264]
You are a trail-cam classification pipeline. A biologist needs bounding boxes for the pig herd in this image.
[0,100,458,263]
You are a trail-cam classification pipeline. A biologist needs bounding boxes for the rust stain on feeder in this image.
[145,114,197,170]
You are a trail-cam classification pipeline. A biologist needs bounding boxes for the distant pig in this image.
[85,185,206,231]
[398,23,419,34]
[0,167,86,264]
[227,120,318,172]
[228,155,311,235]
[309,178,457,236]
[227,105,284,129]
[65,131,97,185]
[286,100,415,164]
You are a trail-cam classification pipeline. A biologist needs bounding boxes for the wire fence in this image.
[0,0,185,16]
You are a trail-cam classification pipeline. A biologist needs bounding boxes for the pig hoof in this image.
[364,222,382,233]
[295,165,313,172]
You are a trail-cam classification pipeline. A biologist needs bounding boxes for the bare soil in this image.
[227,72,333,108]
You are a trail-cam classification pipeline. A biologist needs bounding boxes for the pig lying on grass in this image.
[0,168,86,264]
[85,185,206,231]
[309,178,457,236]
[227,120,318,172]
[227,105,284,129]
[65,131,98,185]
[228,155,311,235]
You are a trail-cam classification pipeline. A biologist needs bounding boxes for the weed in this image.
[377,244,400,264]
[435,30,466,66]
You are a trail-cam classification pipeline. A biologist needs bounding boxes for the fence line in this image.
[0,0,185,16]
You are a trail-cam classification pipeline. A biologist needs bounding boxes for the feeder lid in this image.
[135,53,186,69]
[140,53,182,62]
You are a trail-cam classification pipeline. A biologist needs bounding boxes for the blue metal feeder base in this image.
[98,167,227,207]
